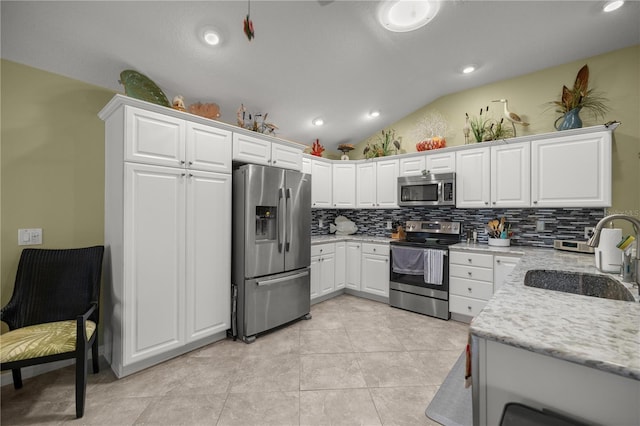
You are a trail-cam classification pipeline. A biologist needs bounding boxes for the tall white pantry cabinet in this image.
[99,96,231,378]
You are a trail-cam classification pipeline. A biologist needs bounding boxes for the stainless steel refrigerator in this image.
[232,164,311,343]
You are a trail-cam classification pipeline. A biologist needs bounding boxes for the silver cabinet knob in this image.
[533,200,538,204]
[273,160,277,164]
[485,201,489,205]
[467,306,472,311]
[468,271,472,276]
[496,259,501,263]
[492,201,496,205]
[468,258,472,263]
[468,287,472,292]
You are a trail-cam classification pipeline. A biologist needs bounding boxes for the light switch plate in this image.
[18,228,43,246]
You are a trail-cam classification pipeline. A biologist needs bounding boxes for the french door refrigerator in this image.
[232,164,311,342]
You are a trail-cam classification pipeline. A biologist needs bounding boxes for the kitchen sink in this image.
[524,270,635,301]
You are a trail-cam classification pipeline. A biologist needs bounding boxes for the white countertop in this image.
[450,243,640,381]
[311,235,394,244]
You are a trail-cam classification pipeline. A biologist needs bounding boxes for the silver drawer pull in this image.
[468,287,472,292]
[468,271,472,276]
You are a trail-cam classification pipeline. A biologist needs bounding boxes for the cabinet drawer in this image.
[450,277,494,300]
[361,243,390,256]
[450,251,493,268]
[311,243,335,257]
[450,264,493,282]
[450,294,487,317]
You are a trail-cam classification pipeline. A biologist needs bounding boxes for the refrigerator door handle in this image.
[286,188,292,252]
[257,270,309,286]
[278,187,285,253]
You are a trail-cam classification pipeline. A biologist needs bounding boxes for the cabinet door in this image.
[125,106,185,167]
[311,160,333,208]
[185,123,232,173]
[271,143,302,170]
[310,255,321,300]
[335,242,346,290]
[425,151,456,174]
[332,163,356,208]
[399,156,425,176]
[302,156,312,175]
[124,163,185,364]
[346,242,362,290]
[491,143,530,208]
[185,171,231,342]
[531,132,611,207]
[319,252,336,296]
[356,162,377,208]
[376,159,399,208]
[232,132,271,165]
[361,253,389,297]
[456,147,491,208]
[493,255,520,292]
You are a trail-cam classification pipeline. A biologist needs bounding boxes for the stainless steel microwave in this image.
[397,172,456,207]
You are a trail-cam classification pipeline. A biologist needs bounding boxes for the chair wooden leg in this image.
[75,352,88,418]
[11,368,23,389]
[91,339,99,374]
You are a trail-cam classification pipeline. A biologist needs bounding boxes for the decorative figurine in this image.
[492,99,529,136]
[172,95,186,112]
[311,139,325,157]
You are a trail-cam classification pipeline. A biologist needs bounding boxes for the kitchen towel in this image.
[391,246,424,275]
[424,249,444,285]
[595,228,623,273]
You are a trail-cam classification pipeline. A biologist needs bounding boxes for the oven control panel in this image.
[405,221,460,235]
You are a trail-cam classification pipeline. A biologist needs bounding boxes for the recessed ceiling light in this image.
[462,65,477,74]
[312,118,324,126]
[378,0,440,33]
[369,110,381,118]
[603,1,624,12]
[202,28,221,46]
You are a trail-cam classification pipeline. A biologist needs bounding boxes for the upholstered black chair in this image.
[0,246,104,418]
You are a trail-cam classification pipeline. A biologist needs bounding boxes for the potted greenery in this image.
[552,64,608,131]
[363,129,400,159]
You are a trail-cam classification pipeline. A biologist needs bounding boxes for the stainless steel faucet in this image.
[588,214,640,289]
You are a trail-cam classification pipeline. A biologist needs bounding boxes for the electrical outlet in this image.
[536,220,545,232]
[318,219,324,228]
[584,227,595,240]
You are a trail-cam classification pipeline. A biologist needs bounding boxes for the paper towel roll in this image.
[595,228,623,273]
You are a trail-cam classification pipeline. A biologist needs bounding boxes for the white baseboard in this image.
[1,345,105,388]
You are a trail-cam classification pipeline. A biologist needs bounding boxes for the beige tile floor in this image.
[1,294,470,425]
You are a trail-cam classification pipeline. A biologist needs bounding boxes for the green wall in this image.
[1,59,115,331]
[353,45,640,226]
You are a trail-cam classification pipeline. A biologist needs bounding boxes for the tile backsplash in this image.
[311,207,606,248]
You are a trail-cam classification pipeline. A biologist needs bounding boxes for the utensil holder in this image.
[488,238,510,247]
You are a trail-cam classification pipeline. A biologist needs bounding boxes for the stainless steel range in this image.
[389,221,461,320]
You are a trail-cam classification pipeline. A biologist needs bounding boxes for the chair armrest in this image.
[76,303,98,344]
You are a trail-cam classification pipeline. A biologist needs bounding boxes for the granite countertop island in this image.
[311,235,394,244]
[450,243,640,381]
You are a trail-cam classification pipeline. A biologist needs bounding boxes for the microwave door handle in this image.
[438,181,443,200]
[286,188,292,252]
[278,188,285,253]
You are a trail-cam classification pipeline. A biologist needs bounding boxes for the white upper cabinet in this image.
[425,151,456,174]
[302,156,312,175]
[232,132,303,170]
[456,147,491,208]
[271,142,303,170]
[185,122,232,173]
[376,159,400,208]
[124,106,185,167]
[491,142,531,208]
[531,132,612,207]
[399,156,425,176]
[332,162,357,208]
[356,159,399,208]
[311,159,333,208]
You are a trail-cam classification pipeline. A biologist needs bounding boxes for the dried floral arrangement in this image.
[363,129,400,159]
[413,111,449,151]
[236,104,278,135]
[550,64,608,121]
[465,106,514,142]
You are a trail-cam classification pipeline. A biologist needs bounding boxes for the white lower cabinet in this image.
[311,243,336,300]
[493,255,520,292]
[449,251,494,318]
[345,242,362,290]
[360,243,390,297]
[335,242,346,290]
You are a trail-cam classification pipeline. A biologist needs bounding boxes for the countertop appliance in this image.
[553,239,595,254]
[232,164,311,343]
[397,172,455,207]
[389,221,461,320]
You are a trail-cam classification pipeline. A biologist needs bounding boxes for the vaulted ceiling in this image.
[2,1,639,151]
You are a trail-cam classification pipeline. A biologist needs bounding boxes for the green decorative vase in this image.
[555,107,583,131]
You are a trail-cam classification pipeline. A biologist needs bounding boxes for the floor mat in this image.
[425,351,472,426]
